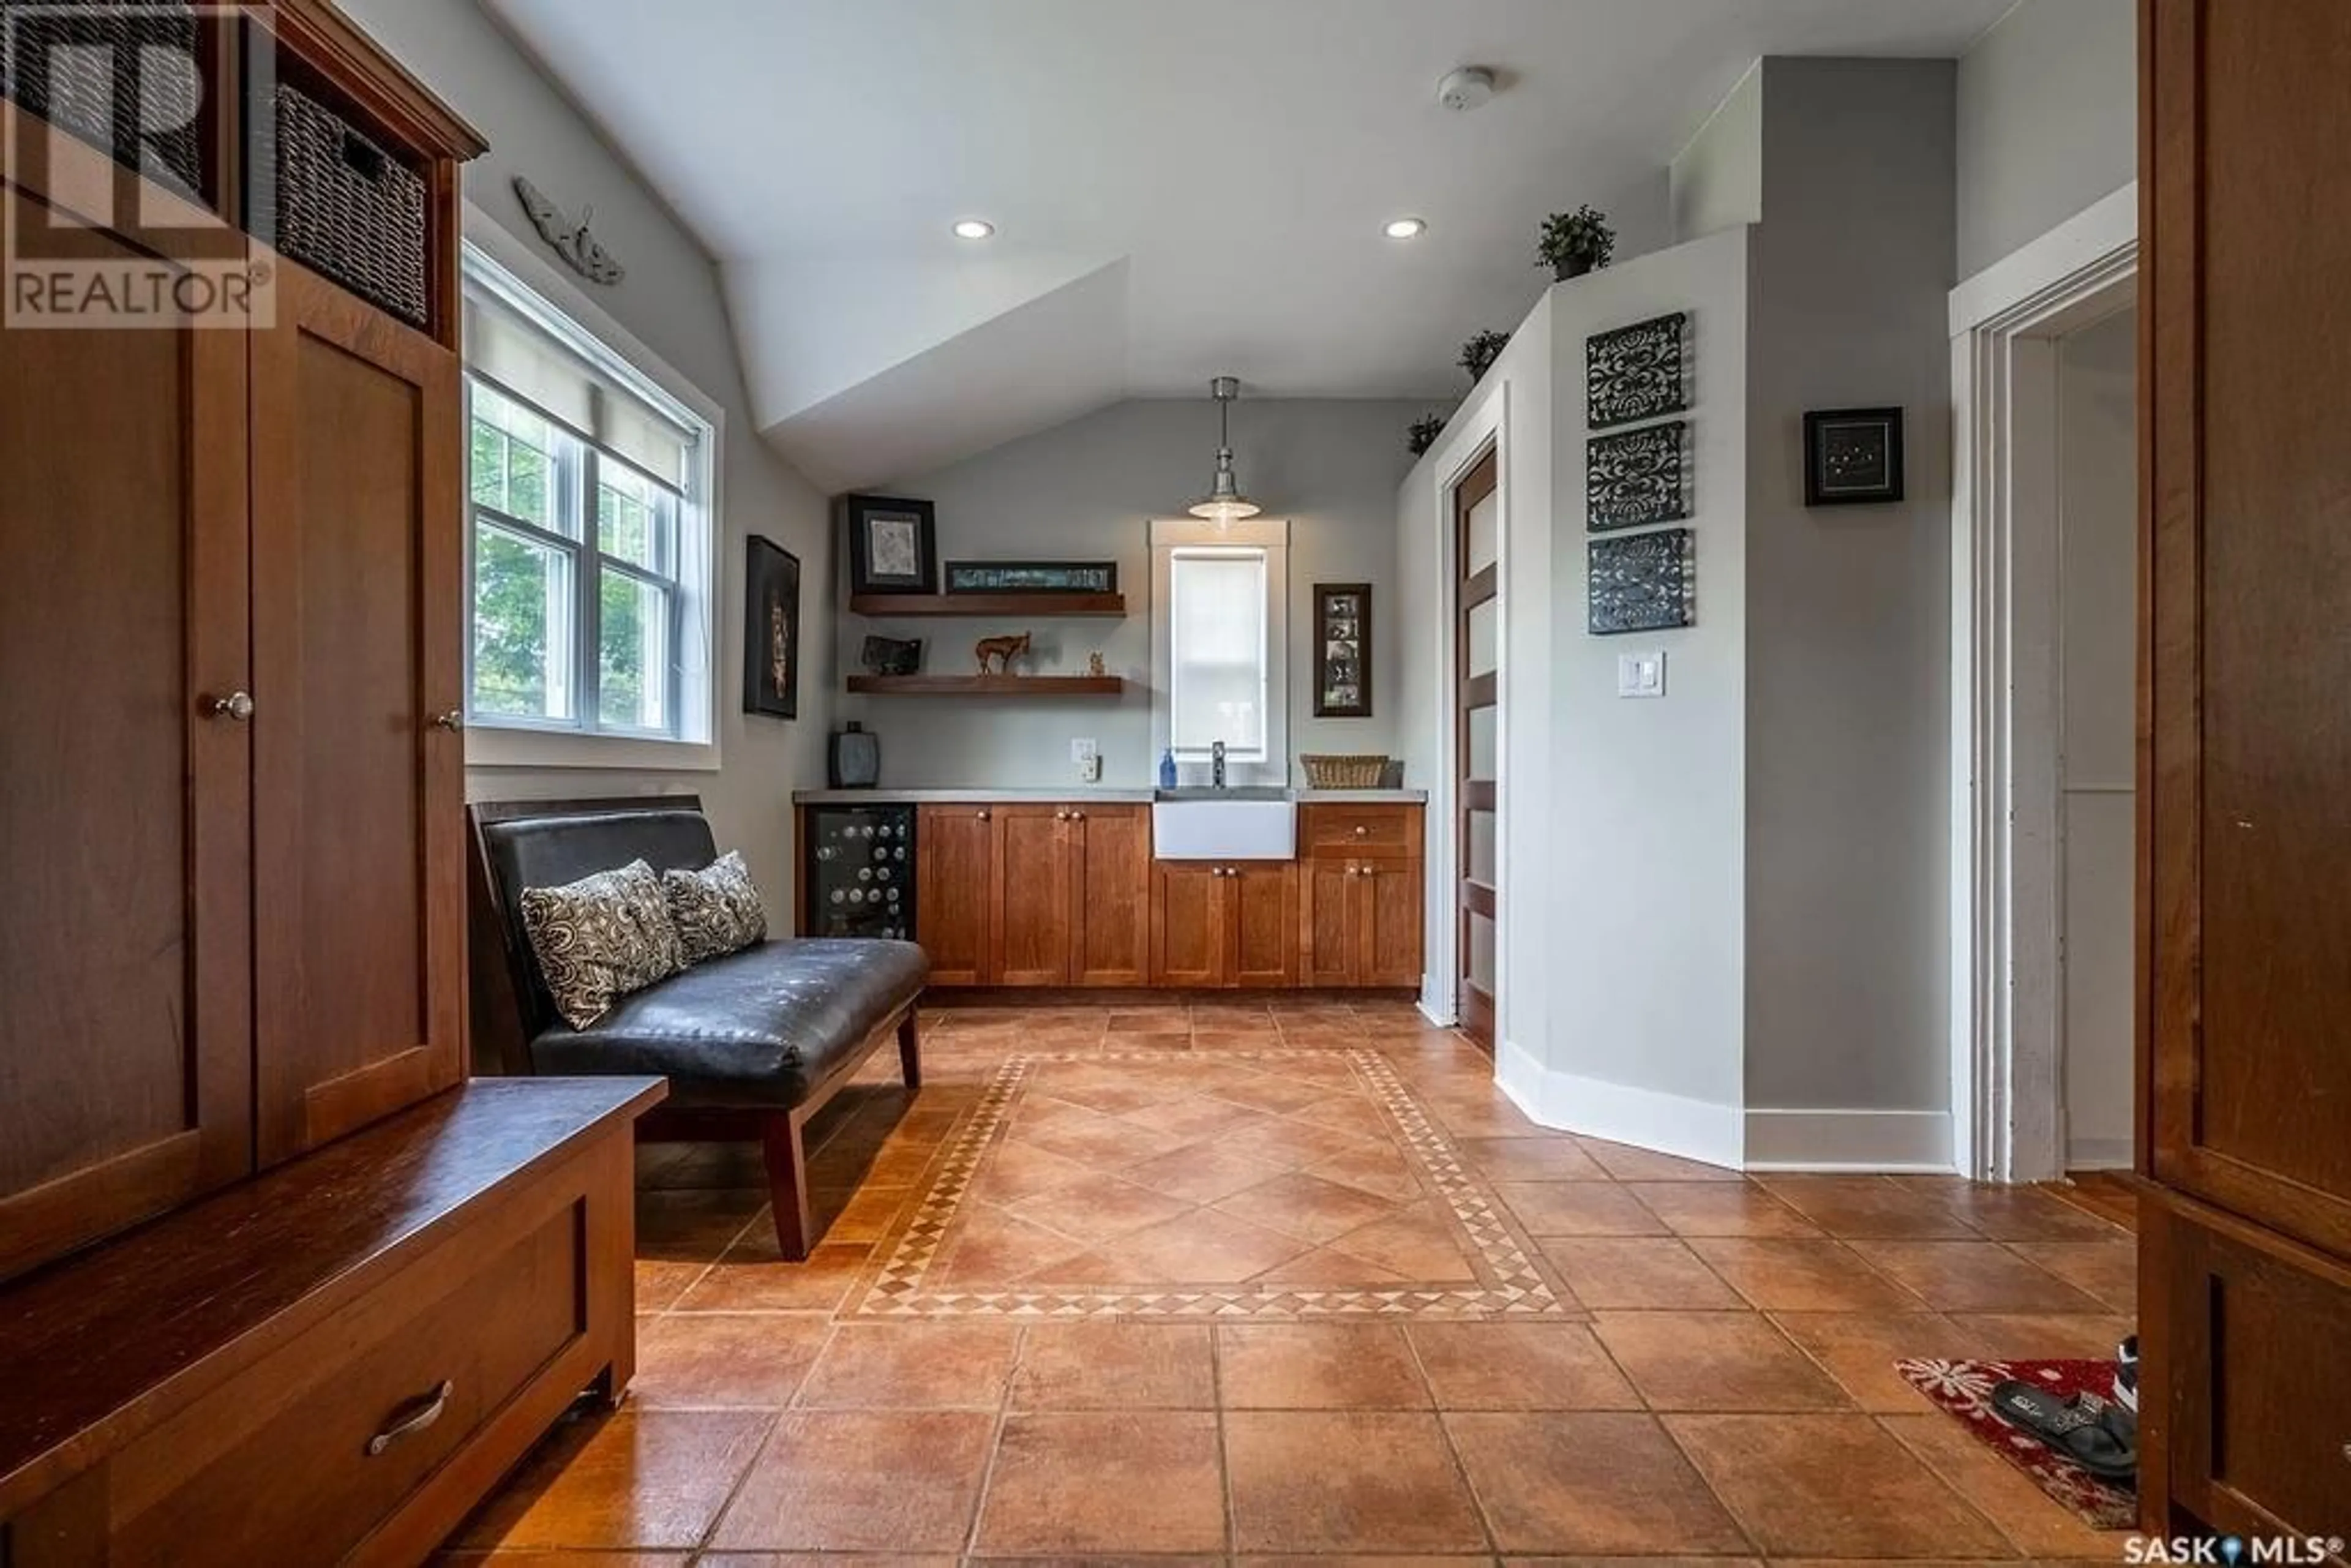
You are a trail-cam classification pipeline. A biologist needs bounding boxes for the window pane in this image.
[1468,596,1498,678]
[1466,489,1499,575]
[596,460,675,574]
[1468,808,1497,888]
[470,382,564,533]
[1468,702,1497,782]
[471,520,572,720]
[1468,910,1497,992]
[1171,549,1266,754]
[599,568,670,732]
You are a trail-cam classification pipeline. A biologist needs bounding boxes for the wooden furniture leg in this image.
[898,1007,923,1089]
[760,1110,813,1262]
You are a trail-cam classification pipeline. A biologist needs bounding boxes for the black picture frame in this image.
[1587,311,1690,430]
[944,560,1119,595]
[743,535,800,719]
[1804,407,1906,506]
[1588,528,1695,636]
[1586,419,1691,532]
[860,634,923,677]
[844,493,939,594]
[1313,583,1373,718]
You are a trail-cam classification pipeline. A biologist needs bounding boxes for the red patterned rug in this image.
[1896,1357,2135,1530]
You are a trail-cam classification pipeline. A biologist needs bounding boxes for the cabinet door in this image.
[1300,859,1359,987]
[1151,863,1226,988]
[1070,806,1150,987]
[250,263,467,1166]
[917,805,997,986]
[1230,863,1299,989]
[1362,859,1426,989]
[994,805,1071,986]
[0,181,254,1279]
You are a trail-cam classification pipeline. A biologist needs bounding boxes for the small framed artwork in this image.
[1587,419,1690,532]
[859,634,923,677]
[743,535,800,719]
[1804,407,1905,506]
[1314,583,1373,718]
[945,560,1118,595]
[1588,310,1689,429]
[844,493,939,594]
[1589,528,1695,636]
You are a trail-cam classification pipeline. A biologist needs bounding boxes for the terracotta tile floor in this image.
[441,999,2138,1566]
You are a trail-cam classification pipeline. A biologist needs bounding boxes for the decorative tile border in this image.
[846,1049,1573,1320]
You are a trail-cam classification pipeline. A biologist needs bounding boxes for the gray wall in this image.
[1743,58,1957,1114]
[338,0,835,920]
[849,399,1422,788]
[1956,0,2137,278]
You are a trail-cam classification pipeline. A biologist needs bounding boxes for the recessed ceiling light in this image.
[1384,217,1428,241]
[953,219,996,241]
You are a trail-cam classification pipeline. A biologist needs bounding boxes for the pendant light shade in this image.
[1188,375,1261,523]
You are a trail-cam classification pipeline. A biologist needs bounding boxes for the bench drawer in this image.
[107,1204,586,1566]
[1300,805,1420,858]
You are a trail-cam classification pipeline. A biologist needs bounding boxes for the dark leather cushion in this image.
[529,937,928,1108]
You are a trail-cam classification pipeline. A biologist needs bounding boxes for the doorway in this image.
[1453,449,1499,1051]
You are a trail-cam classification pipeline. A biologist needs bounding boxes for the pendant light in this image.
[1187,375,1261,523]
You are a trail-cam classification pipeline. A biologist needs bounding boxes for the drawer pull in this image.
[366,1379,454,1457]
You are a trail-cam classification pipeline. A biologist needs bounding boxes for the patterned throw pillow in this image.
[518,859,686,1030]
[662,849,768,965]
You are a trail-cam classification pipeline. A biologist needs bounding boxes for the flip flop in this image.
[1989,1379,2139,1484]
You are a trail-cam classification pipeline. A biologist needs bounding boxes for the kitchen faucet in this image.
[1211,740,1226,789]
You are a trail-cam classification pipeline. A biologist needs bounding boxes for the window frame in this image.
[1150,516,1291,784]
[458,223,724,773]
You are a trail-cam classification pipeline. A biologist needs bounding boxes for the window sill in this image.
[465,724,721,774]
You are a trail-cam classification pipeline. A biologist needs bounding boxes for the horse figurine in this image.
[973,631,1031,675]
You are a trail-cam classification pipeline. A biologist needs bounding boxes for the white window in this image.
[1152,517,1289,781]
[462,247,715,754]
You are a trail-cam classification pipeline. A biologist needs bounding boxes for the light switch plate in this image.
[1071,737,1098,764]
[1617,651,1666,699]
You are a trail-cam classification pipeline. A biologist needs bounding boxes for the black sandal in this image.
[1989,1380,2139,1484]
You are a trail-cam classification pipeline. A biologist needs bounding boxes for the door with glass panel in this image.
[1455,451,1500,1049]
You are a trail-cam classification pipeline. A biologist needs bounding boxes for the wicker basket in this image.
[1300,754,1390,790]
[2,0,205,197]
[262,82,428,327]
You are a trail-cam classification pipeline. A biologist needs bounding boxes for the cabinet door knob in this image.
[1054,811,1069,822]
[1071,811,1086,822]
[977,809,991,820]
[205,690,255,722]
[1352,824,1370,837]
[432,710,464,732]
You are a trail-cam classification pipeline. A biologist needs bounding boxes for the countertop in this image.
[791,787,1428,805]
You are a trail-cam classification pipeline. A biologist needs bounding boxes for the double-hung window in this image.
[462,248,716,752]
[1151,517,1290,782]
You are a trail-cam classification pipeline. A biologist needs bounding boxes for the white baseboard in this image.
[1743,1108,1955,1172]
[2065,1136,2134,1171]
[1495,1040,1744,1171]
[1416,975,1453,1030]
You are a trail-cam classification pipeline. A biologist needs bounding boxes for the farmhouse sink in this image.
[1153,786,1288,801]
[1152,797,1296,860]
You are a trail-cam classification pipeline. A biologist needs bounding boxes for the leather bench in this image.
[468,796,926,1258]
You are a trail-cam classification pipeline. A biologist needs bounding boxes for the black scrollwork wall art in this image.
[1586,419,1690,533]
[1587,312,1689,430]
[1588,528,1695,636]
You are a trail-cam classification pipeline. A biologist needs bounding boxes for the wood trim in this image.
[0,1134,204,1285]
[1453,446,1500,1049]
[1464,780,1496,814]
[1461,880,1496,920]
[1461,672,1498,711]
[301,1046,437,1150]
[1462,563,1499,609]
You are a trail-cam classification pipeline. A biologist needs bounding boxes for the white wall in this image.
[2057,307,2137,1169]
[1670,64,1763,245]
[337,0,834,921]
[1957,0,2137,279]
[847,398,1422,787]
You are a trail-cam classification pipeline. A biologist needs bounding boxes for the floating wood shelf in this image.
[847,674,1128,697]
[850,593,1127,618]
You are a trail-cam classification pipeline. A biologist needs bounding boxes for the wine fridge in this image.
[802,804,916,939]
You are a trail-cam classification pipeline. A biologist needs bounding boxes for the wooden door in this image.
[994,805,1072,986]
[1150,862,1225,988]
[1070,806,1150,986]
[2144,0,2351,1263]
[1230,863,1299,989]
[0,179,253,1280]
[1361,858,1425,989]
[1454,449,1501,1047]
[917,805,996,986]
[1300,858,1359,986]
[250,262,466,1166]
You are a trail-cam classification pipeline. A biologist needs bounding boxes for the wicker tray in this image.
[1300,754,1390,789]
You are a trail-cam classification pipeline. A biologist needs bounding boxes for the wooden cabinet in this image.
[1298,805,1425,989]
[1070,806,1151,986]
[2140,0,2351,1536]
[915,805,996,986]
[992,806,1071,986]
[1150,861,1299,989]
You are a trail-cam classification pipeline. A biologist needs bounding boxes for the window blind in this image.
[463,279,696,488]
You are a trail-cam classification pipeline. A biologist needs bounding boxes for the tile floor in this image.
[441,999,2138,1566]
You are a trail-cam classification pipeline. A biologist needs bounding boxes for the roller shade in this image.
[464,280,696,489]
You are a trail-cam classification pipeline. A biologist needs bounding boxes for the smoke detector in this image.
[1436,66,1497,113]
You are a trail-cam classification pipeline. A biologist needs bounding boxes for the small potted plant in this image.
[1458,329,1511,384]
[1537,204,1616,280]
[1408,412,1448,456]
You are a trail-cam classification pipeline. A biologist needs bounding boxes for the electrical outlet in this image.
[1071,738,1098,765]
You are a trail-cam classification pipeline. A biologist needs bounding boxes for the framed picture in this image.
[1586,419,1690,532]
[1587,311,1689,429]
[859,634,923,677]
[844,493,938,594]
[743,535,800,719]
[1313,582,1373,718]
[945,560,1118,595]
[1804,407,1905,506]
[1588,528,1695,636]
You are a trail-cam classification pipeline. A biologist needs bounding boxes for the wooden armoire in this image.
[0,4,659,1561]
[2139,0,2351,1541]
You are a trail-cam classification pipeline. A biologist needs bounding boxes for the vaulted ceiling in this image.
[486,0,2011,489]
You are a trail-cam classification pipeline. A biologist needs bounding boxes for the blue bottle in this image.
[1158,747,1178,789]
